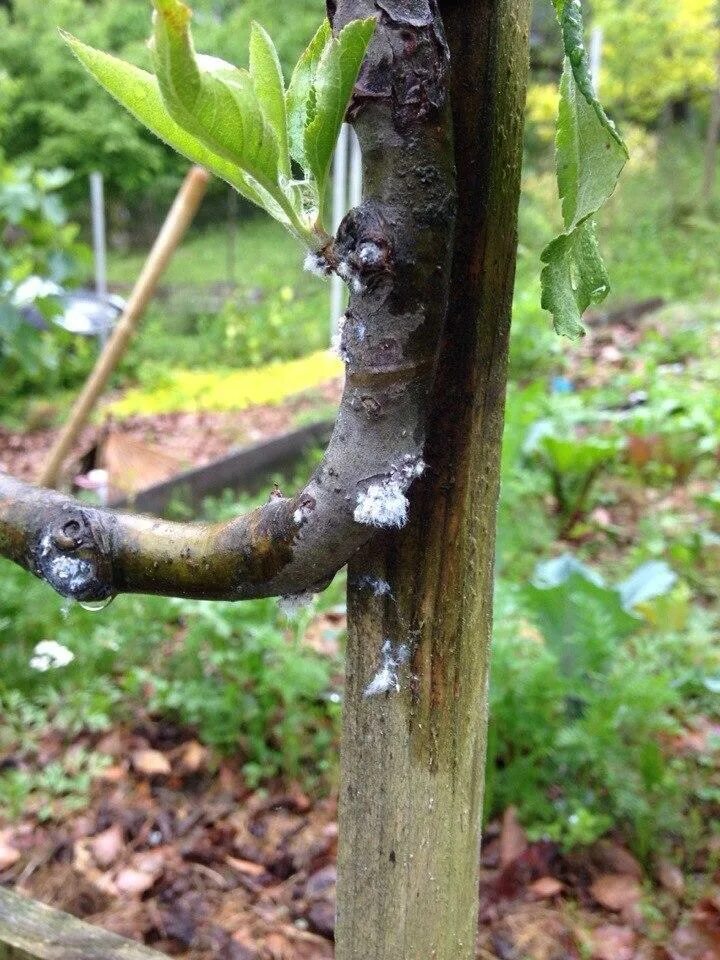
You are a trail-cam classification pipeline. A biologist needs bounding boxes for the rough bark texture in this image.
[336,1,532,958]
[0,1,455,606]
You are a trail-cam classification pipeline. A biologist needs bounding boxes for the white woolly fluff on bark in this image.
[356,575,392,597]
[330,313,347,360]
[278,591,315,617]
[293,503,314,525]
[364,640,410,698]
[354,481,409,529]
[39,534,93,593]
[303,251,331,279]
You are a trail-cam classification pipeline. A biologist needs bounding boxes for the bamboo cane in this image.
[39,165,210,488]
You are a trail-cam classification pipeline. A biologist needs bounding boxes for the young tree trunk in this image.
[335,2,532,958]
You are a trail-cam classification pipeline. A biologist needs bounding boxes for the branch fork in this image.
[0,0,456,605]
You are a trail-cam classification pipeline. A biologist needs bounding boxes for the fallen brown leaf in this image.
[178,740,208,775]
[529,877,563,899]
[592,839,643,880]
[586,923,636,960]
[115,867,157,896]
[589,874,642,912]
[132,749,171,777]
[500,806,528,868]
[89,824,124,869]
[657,859,685,898]
[0,841,20,871]
[226,856,266,878]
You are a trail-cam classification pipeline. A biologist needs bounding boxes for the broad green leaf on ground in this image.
[249,22,290,178]
[286,20,331,169]
[151,0,280,192]
[304,18,376,201]
[62,34,291,226]
[541,0,628,339]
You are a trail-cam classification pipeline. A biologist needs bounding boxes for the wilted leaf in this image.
[541,0,628,338]
[227,856,267,878]
[178,739,208,775]
[591,840,643,880]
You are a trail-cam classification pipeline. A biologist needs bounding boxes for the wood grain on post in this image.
[39,165,210,489]
[0,887,165,960]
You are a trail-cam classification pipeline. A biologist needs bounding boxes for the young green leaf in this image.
[249,22,291,179]
[61,32,291,224]
[303,18,376,207]
[286,20,332,169]
[541,219,609,341]
[541,0,628,339]
[151,0,280,192]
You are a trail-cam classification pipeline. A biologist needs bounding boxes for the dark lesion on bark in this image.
[0,0,456,606]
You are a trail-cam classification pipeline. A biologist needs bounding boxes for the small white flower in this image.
[30,640,75,672]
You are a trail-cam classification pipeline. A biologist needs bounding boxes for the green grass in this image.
[108,215,305,289]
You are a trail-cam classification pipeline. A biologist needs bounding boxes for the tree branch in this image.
[0,0,456,605]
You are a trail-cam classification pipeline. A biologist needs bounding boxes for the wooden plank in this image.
[111,419,334,515]
[0,887,165,960]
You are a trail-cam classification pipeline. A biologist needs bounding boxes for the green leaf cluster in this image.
[63,0,375,248]
[0,159,92,402]
[541,0,628,339]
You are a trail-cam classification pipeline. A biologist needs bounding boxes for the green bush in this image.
[0,159,93,406]
[486,557,719,858]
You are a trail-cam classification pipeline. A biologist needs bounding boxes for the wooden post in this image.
[335,1,533,958]
[39,166,210,489]
[0,887,165,960]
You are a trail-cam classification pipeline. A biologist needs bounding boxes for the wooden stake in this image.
[39,166,210,489]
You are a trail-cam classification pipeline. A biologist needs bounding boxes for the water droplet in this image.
[79,595,115,613]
